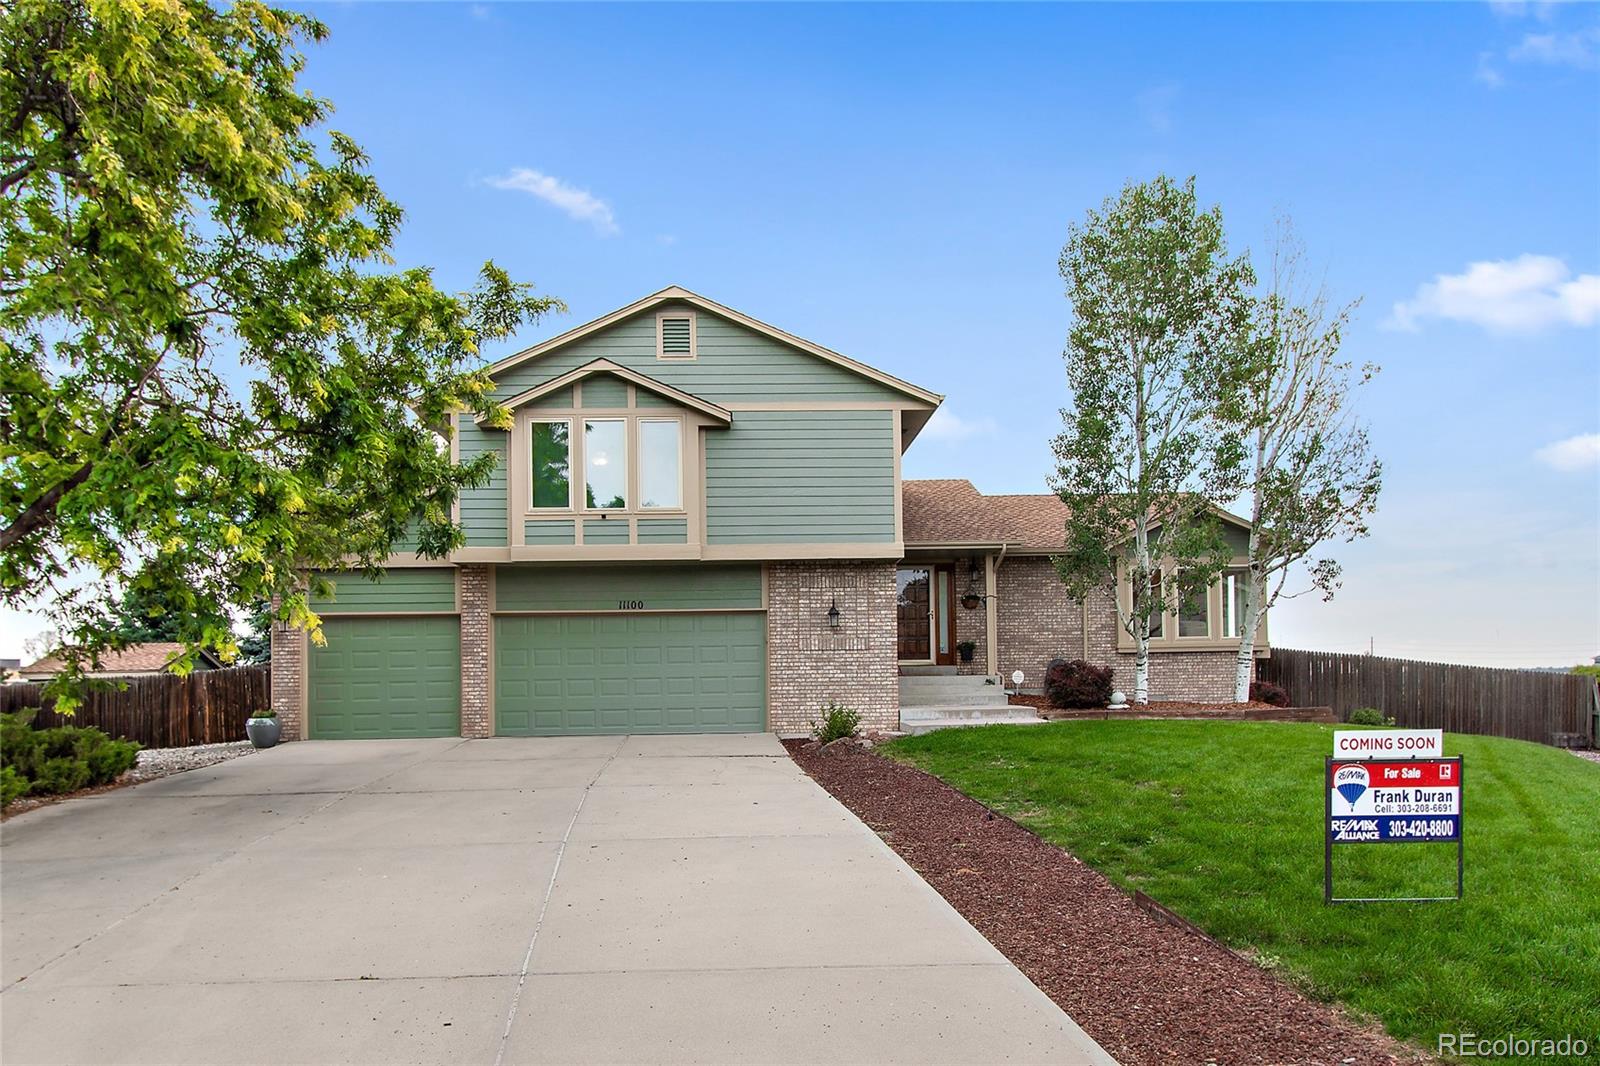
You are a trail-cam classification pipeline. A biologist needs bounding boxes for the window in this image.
[637,419,682,509]
[1177,574,1210,638]
[657,312,696,359]
[1223,569,1250,637]
[583,419,627,509]
[529,420,571,509]
[1144,568,1165,639]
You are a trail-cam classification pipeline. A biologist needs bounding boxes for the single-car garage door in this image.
[495,613,765,735]
[309,616,461,739]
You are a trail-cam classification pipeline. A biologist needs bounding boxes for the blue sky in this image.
[6,2,1598,666]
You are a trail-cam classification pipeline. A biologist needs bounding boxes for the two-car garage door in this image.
[304,565,767,738]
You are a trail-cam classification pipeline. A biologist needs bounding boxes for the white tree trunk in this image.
[1233,596,1261,703]
[1134,631,1150,704]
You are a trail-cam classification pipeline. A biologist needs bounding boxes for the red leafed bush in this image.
[1249,680,1290,707]
[1044,658,1114,708]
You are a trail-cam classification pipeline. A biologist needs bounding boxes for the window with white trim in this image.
[529,419,571,509]
[637,419,683,509]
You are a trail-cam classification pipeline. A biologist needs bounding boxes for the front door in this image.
[896,567,931,661]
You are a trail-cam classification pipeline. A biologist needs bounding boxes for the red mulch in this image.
[785,739,1430,1066]
[1009,693,1275,713]
[1007,695,1336,723]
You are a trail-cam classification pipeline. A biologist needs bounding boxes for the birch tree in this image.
[1051,176,1254,703]
[1229,222,1382,700]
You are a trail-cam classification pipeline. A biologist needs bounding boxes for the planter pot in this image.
[957,646,976,664]
[246,716,281,749]
[960,595,981,610]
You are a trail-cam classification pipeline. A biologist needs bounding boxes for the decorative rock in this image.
[1108,691,1129,710]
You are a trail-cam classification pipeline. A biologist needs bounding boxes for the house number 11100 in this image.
[617,600,645,610]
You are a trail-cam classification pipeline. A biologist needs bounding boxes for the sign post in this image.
[1324,728,1463,904]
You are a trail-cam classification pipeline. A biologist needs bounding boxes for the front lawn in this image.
[885,721,1600,1062]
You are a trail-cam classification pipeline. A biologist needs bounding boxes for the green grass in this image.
[885,721,1600,1063]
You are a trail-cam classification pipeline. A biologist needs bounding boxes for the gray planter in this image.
[246,715,281,749]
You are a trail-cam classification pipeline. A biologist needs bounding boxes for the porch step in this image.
[898,674,1009,707]
[900,714,1049,736]
[898,664,959,677]
[900,704,1040,723]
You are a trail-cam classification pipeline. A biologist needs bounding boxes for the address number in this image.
[617,600,645,610]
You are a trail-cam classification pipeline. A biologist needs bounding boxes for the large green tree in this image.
[1,0,561,705]
[1052,176,1254,703]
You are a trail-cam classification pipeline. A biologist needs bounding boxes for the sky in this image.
[6,1,1599,667]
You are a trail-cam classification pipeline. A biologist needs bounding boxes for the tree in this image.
[1,0,562,706]
[110,571,221,644]
[1052,176,1255,703]
[1228,222,1381,701]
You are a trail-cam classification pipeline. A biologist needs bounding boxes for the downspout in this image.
[986,544,1007,679]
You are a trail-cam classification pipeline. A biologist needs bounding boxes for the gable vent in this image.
[660,316,693,356]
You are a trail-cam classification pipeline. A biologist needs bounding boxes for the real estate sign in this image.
[1332,728,1443,760]
[1324,747,1464,904]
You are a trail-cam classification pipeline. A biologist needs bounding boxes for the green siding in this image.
[637,517,688,544]
[458,420,508,546]
[524,519,576,545]
[494,613,765,735]
[705,410,896,543]
[522,386,572,410]
[311,568,456,614]
[579,373,629,408]
[583,518,629,544]
[496,563,762,612]
[634,388,676,408]
[309,616,460,739]
[491,309,908,405]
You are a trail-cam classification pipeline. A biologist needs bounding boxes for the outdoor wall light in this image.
[827,596,841,630]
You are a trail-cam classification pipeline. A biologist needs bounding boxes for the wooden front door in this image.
[896,567,931,661]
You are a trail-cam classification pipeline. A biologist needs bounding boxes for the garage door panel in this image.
[310,617,460,739]
[495,613,765,735]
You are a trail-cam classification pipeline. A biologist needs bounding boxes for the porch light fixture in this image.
[827,596,841,630]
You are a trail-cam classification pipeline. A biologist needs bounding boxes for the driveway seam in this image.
[491,739,623,1066]
[0,739,469,994]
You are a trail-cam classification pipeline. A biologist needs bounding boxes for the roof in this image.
[18,643,219,678]
[485,286,944,408]
[903,480,1249,551]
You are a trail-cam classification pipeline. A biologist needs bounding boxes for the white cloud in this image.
[1135,83,1180,134]
[1535,432,1600,471]
[1488,1,1561,21]
[921,409,997,442]
[485,168,619,235]
[1475,51,1507,87]
[1509,26,1600,68]
[1385,255,1600,333]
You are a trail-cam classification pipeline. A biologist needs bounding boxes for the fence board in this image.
[0,666,270,748]
[1259,648,1597,748]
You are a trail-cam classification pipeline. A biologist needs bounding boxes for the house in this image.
[17,643,223,682]
[269,287,1266,740]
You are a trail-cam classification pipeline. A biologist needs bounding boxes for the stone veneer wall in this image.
[766,561,898,735]
[994,556,1242,702]
[459,565,492,738]
[268,600,305,742]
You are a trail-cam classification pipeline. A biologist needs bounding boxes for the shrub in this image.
[31,756,91,796]
[1249,680,1290,707]
[1347,707,1390,727]
[250,708,277,719]
[1044,658,1113,708]
[1,766,28,808]
[812,702,862,743]
[0,711,141,799]
[84,738,141,785]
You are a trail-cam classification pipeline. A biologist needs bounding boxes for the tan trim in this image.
[984,553,998,676]
[1112,554,1270,655]
[892,409,904,544]
[701,543,905,562]
[486,564,497,737]
[725,401,936,413]
[445,542,904,563]
[485,286,943,407]
[315,610,460,618]
[487,358,733,425]
[655,309,698,361]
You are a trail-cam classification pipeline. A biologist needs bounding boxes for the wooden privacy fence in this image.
[1259,647,1598,748]
[0,666,270,748]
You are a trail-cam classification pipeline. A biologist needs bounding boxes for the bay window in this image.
[638,419,683,509]
[583,419,627,510]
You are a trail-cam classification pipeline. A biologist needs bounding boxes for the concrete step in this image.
[899,675,1009,707]
[900,715,1049,736]
[898,674,1003,694]
[898,664,959,676]
[899,704,1040,723]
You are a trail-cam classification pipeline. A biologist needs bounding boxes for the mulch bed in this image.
[785,738,1430,1066]
[1008,694,1336,723]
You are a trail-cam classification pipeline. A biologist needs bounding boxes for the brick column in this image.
[269,601,306,742]
[766,561,898,735]
[459,565,492,738]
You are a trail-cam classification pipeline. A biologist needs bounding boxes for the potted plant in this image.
[956,640,977,664]
[960,592,981,610]
[246,709,281,749]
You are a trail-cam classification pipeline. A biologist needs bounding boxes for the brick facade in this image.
[993,556,1241,702]
[766,561,898,735]
[268,602,305,742]
[459,565,492,738]
[954,582,990,676]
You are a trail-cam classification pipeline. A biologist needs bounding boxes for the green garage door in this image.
[495,613,766,735]
[309,616,461,739]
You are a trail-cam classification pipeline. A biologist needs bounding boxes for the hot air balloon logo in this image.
[1333,765,1370,811]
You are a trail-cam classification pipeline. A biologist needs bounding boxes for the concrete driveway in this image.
[1,734,1112,1065]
